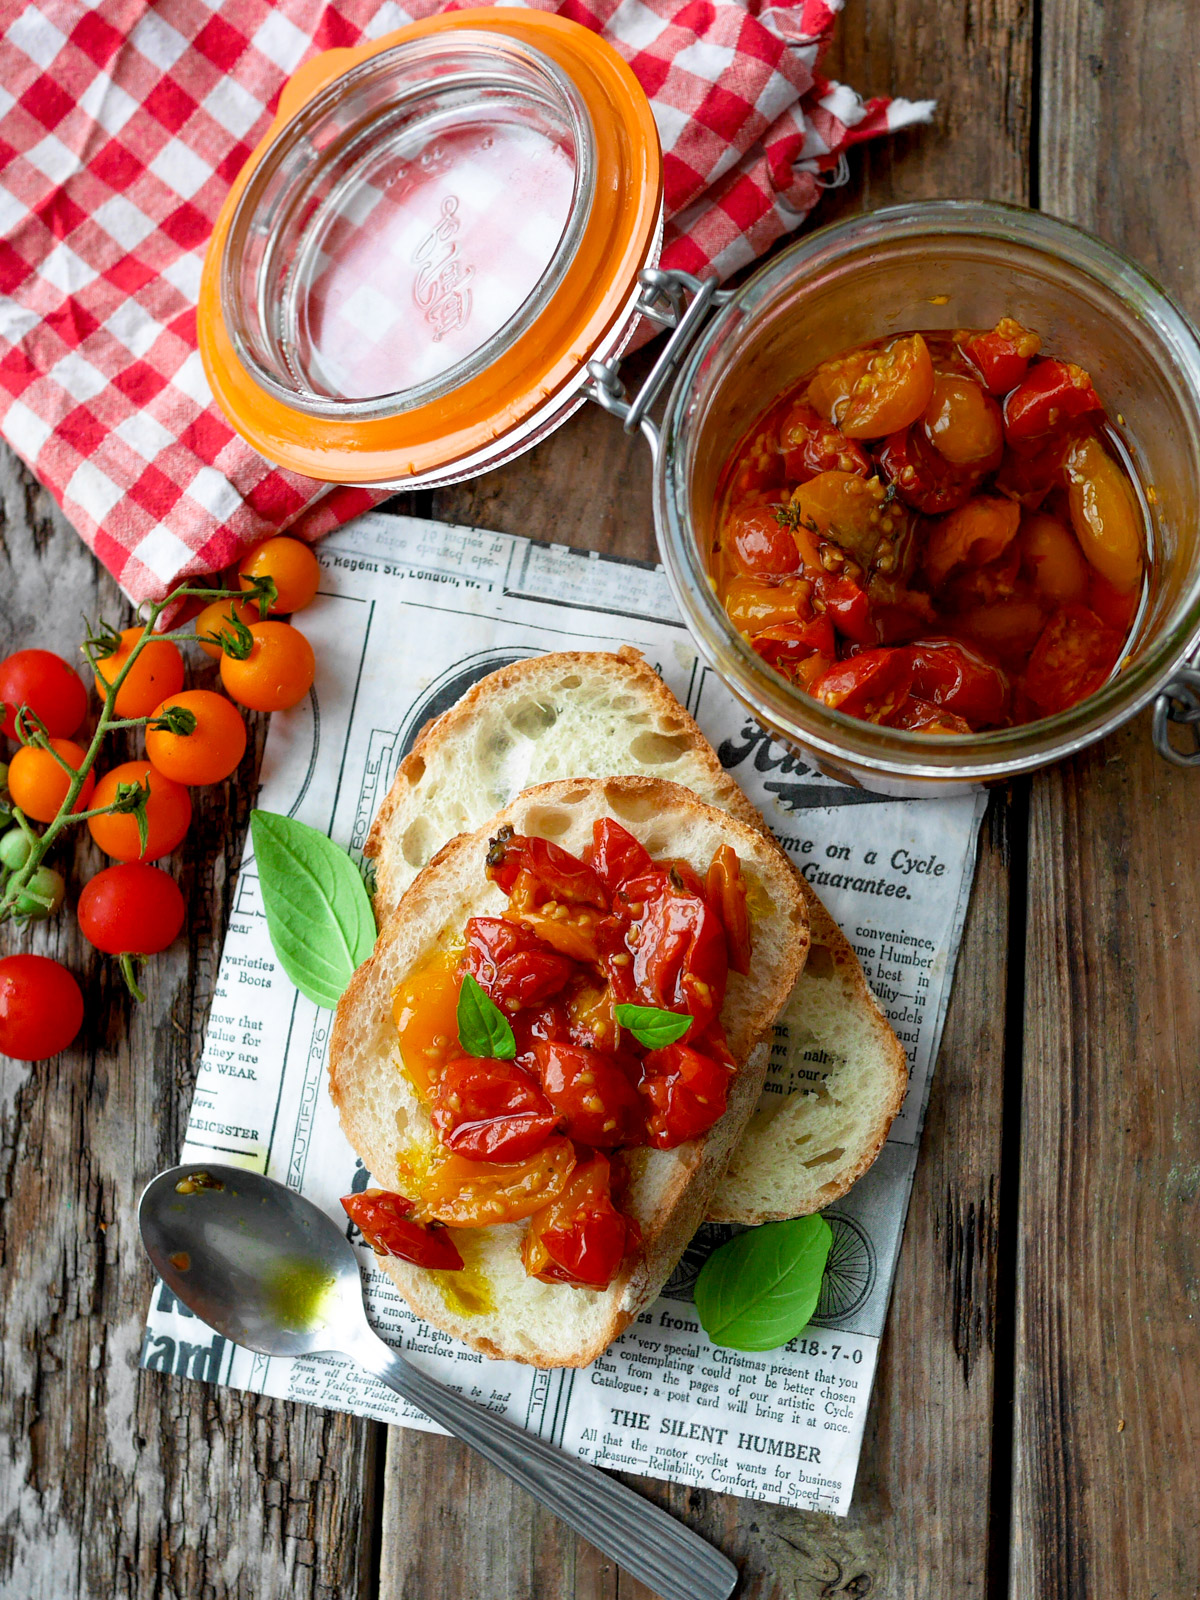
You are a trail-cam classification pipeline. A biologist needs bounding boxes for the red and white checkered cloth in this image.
[0,0,932,606]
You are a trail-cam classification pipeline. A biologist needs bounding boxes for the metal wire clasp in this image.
[1153,661,1200,767]
[584,269,731,461]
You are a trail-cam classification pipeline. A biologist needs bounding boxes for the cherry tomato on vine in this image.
[194,598,261,660]
[429,1056,561,1163]
[0,954,83,1061]
[341,1189,464,1270]
[0,650,87,740]
[145,690,247,785]
[238,536,321,615]
[522,1154,631,1288]
[7,737,95,822]
[0,826,32,871]
[88,760,192,861]
[94,628,185,719]
[219,621,315,713]
[77,863,185,955]
[13,865,66,920]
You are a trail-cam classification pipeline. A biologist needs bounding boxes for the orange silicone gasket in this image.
[197,10,663,484]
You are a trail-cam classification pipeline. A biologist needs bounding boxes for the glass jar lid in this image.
[198,11,662,486]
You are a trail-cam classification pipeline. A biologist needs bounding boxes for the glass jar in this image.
[653,202,1200,793]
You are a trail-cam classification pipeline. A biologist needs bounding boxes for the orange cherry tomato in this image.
[804,346,874,424]
[87,760,192,861]
[723,576,814,633]
[144,690,247,785]
[953,599,1049,668]
[922,372,1004,465]
[1018,514,1090,605]
[416,1137,576,1227]
[219,621,315,712]
[790,471,895,564]
[94,629,184,718]
[522,1153,631,1288]
[1064,434,1144,594]
[392,948,461,1098]
[7,737,95,821]
[194,597,261,660]
[838,335,935,439]
[1023,605,1124,715]
[238,536,321,615]
[923,495,1021,587]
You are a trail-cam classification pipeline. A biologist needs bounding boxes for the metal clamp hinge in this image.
[584,269,732,457]
[1153,664,1200,767]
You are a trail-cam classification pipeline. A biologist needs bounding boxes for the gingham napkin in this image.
[0,0,933,607]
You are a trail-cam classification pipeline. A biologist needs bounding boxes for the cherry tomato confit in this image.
[0,537,321,1045]
[715,320,1146,731]
[342,820,754,1292]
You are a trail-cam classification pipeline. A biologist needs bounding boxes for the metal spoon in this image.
[139,1163,738,1600]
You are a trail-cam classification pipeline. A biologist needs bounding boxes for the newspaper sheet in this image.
[141,511,985,1516]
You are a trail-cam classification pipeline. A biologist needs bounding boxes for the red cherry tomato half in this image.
[462,916,575,1008]
[705,844,752,976]
[589,819,652,898]
[0,954,84,1061]
[0,650,87,741]
[906,639,1010,726]
[485,830,608,908]
[751,614,837,687]
[811,647,914,722]
[957,319,1041,395]
[616,872,729,1037]
[637,1042,733,1148]
[815,573,877,646]
[340,1189,464,1270]
[1003,359,1102,444]
[522,1153,631,1288]
[888,696,973,734]
[1022,605,1124,716]
[429,1057,561,1163]
[778,401,870,483]
[723,499,801,579]
[534,1039,644,1146]
[77,863,185,955]
[876,426,984,515]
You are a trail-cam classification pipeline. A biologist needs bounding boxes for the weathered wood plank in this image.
[0,447,382,1600]
[1014,3,1200,1594]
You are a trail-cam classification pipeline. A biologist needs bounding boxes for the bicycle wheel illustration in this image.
[812,1213,876,1324]
[659,1223,744,1303]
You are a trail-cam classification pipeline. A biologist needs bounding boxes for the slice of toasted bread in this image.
[332,777,809,1367]
[366,649,907,1223]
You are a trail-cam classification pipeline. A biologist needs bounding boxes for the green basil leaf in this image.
[614,1003,691,1048]
[250,810,376,1010]
[694,1216,834,1352]
[457,973,516,1059]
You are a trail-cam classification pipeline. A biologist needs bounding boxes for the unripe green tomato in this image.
[14,865,65,919]
[0,825,33,871]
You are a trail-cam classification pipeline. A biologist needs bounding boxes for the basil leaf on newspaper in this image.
[457,973,516,1059]
[694,1216,834,1352]
[614,1003,691,1048]
[249,810,376,1009]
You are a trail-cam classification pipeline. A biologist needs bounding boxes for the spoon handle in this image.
[350,1330,738,1600]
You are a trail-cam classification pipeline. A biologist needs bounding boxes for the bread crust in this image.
[332,776,809,1367]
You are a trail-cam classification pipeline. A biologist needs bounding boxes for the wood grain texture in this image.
[1014,4,1200,1590]
[0,446,383,1600]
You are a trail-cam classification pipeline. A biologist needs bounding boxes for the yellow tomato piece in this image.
[923,495,1021,587]
[789,471,896,564]
[839,334,936,439]
[417,1140,577,1228]
[1018,513,1090,605]
[1065,435,1144,594]
[392,946,462,1098]
[723,576,814,633]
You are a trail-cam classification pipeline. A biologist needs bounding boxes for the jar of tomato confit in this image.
[200,15,1200,794]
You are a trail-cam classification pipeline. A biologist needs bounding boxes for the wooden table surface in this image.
[3,1,1199,1596]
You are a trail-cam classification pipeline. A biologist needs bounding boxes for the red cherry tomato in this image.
[1022,605,1124,716]
[534,1039,644,1146]
[485,828,607,907]
[888,697,973,734]
[341,1189,464,1270]
[906,639,1010,726]
[0,650,87,740]
[462,916,575,1008]
[429,1056,561,1163]
[613,870,728,1037]
[957,319,1041,394]
[723,499,801,578]
[522,1153,631,1288]
[77,863,185,955]
[778,401,870,482]
[815,573,877,646]
[589,819,652,898]
[877,426,984,515]
[751,615,837,688]
[1003,359,1102,444]
[1087,571,1139,634]
[0,954,84,1061]
[637,1042,733,1148]
[993,430,1073,508]
[811,648,913,722]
